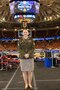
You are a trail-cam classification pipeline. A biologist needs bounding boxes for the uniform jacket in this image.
[18,37,35,59]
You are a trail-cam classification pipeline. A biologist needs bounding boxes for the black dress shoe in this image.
[29,85,33,90]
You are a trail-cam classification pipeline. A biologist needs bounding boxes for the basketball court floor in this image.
[0,62,60,90]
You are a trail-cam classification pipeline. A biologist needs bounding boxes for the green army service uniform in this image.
[19,37,35,71]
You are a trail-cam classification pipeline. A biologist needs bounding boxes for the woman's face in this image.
[23,30,29,36]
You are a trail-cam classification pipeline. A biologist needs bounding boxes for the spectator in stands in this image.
[18,29,35,90]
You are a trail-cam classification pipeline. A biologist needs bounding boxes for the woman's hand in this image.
[24,54,29,58]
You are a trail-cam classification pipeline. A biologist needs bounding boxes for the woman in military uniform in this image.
[19,29,35,89]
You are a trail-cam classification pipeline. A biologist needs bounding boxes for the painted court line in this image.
[4,66,19,90]
[18,81,24,84]
[17,78,60,85]
[33,72,37,90]
[0,81,8,83]
[1,88,24,90]
[36,79,60,82]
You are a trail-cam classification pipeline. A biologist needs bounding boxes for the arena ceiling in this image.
[0,0,60,38]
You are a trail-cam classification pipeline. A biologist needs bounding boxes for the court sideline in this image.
[0,62,60,90]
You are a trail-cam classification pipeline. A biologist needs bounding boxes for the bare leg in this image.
[28,71,33,88]
[22,71,28,88]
